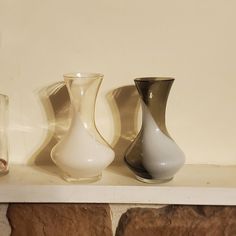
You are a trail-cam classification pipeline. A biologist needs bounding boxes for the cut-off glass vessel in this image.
[0,94,9,176]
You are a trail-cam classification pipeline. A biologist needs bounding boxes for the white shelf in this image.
[1,164,236,205]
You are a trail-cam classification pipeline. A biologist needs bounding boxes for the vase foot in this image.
[62,173,102,183]
[135,175,173,184]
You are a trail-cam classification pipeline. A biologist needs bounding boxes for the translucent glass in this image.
[0,94,9,176]
[51,73,114,182]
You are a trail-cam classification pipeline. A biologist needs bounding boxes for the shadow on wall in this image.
[106,85,140,166]
[28,82,71,166]
[28,84,140,169]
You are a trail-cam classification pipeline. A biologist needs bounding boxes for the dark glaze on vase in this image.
[124,77,185,183]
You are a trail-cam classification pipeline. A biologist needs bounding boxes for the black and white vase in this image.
[124,77,185,183]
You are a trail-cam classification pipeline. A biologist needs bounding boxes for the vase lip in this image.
[63,72,104,80]
[134,77,174,82]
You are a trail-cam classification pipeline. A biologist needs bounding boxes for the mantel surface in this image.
[0,164,236,205]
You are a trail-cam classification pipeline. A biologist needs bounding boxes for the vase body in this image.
[0,94,9,176]
[51,73,114,182]
[124,77,185,183]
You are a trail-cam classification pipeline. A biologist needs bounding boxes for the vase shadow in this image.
[28,81,71,176]
[106,85,140,170]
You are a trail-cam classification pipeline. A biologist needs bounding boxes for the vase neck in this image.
[64,74,103,129]
[135,78,174,137]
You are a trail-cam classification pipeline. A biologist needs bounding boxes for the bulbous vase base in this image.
[135,175,173,184]
[62,173,102,183]
[125,156,175,183]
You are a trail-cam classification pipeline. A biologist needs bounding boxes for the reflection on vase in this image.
[124,77,185,183]
[51,73,115,182]
[0,94,9,176]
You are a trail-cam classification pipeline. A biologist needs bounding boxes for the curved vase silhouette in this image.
[124,77,185,183]
[51,73,114,182]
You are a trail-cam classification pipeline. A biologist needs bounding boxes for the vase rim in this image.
[134,77,174,82]
[63,72,104,80]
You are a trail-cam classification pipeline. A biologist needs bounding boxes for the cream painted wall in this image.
[0,0,236,165]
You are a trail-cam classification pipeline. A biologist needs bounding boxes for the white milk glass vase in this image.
[124,77,185,183]
[51,73,114,182]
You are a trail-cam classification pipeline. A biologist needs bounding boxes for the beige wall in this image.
[0,0,235,165]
